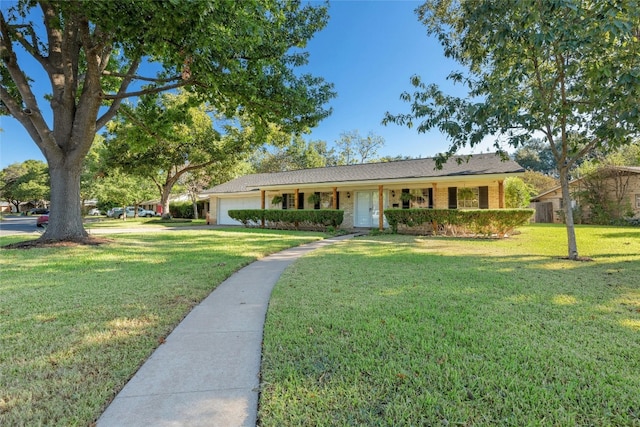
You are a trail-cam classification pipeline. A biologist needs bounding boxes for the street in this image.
[0,215,41,237]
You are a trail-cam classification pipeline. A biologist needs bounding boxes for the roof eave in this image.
[248,171,524,191]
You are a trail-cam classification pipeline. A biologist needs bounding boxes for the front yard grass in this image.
[259,224,640,426]
[0,228,323,426]
[83,217,207,228]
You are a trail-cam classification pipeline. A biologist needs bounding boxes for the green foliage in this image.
[307,193,321,205]
[513,138,558,175]
[0,160,49,208]
[504,177,533,208]
[250,136,339,173]
[335,130,385,165]
[81,136,107,202]
[521,170,559,196]
[94,169,156,208]
[385,208,534,236]
[169,201,206,219]
[399,191,413,202]
[228,209,344,231]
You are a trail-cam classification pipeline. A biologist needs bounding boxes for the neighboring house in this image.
[531,166,640,223]
[0,202,13,213]
[202,153,525,229]
[140,193,210,217]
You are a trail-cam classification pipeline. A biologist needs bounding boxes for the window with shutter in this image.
[479,186,489,209]
[448,187,458,209]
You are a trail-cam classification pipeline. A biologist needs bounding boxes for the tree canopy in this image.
[385,0,640,260]
[250,136,337,173]
[335,130,385,165]
[1,0,334,242]
[0,160,49,212]
[103,90,262,216]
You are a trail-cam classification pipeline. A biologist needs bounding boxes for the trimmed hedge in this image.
[228,209,344,231]
[385,208,534,237]
[169,201,206,219]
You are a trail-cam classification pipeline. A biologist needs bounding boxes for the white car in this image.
[88,208,102,216]
[109,206,158,218]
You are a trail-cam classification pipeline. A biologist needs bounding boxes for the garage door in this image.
[217,197,261,225]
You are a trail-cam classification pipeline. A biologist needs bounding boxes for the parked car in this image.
[108,206,157,219]
[36,214,49,228]
[29,208,49,215]
[88,208,102,216]
[135,207,157,217]
[106,207,121,218]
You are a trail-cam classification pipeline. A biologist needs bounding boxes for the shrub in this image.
[385,208,534,237]
[169,201,206,219]
[504,177,533,208]
[228,209,344,231]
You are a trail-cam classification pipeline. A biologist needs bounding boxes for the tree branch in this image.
[101,80,190,101]
[101,70,182,83]
[96,57,141,129]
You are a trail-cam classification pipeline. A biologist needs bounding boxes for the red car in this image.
[36,215,49,228]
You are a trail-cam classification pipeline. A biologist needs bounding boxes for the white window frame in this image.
[458,187,479,209]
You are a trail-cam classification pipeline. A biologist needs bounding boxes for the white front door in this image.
[355,191,388,227]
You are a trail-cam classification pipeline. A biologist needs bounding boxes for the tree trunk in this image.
[192,200,199,220]
[559,167,579,260]
[41,158,88,241]
[160,186,172,219]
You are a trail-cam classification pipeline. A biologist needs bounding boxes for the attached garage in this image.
[217,196,261,225]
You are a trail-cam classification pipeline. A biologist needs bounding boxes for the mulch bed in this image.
[2,236,112,250]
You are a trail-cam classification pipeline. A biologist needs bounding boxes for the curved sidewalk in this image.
[97,235,353,427]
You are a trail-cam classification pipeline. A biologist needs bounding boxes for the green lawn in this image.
[83,217,207,228]
[0,228,323,426]
[259,225,640,426]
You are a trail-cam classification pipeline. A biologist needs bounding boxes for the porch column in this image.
[432,182,437,207]
[432,183,438,233]
[378,185,384,231]
[261,190,266,228]
[498,180,504,208]
[332,187,338,209]
[294,189,299,209]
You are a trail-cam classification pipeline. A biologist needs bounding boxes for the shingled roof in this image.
[203,153,525,194]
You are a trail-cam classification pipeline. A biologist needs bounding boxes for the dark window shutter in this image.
[479,186,489,209]
[402,188,410,209]
[298,193,304,210]
[336,192,340,209]
[428,188,434,208]
[282,194,288,210]
[448,187,457,209]
[314,192,320,210]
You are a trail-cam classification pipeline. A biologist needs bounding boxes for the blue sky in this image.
[0,0,494,169]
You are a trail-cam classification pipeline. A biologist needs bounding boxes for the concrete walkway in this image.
[97,235,353,427]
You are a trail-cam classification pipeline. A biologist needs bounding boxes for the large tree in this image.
[103,90,263,217]
[384,0,640,260]
[513,138,558,176]
[250,136,337,173]
[1,0,334,242]
[335,130,385,165]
